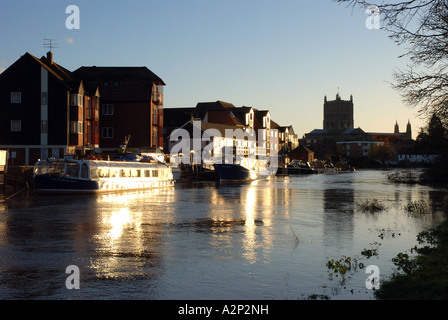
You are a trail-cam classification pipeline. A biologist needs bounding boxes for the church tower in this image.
[323,94,354,133]
[394,121,400,134]
[406,120,412,140]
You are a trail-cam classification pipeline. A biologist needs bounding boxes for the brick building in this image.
[73,66,165,152]
[0,52,100,166]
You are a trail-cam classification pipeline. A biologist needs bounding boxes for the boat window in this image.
[110,169,121,178]
[90,168,99,180]
[99,168,109,178]
[65,162,80,178]
[34,162,49,175]
[80,163,89,179]
[48,162,65,176]
[131,169,140,177]
[121,169,131,178]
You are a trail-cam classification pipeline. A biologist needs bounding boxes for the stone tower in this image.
[406,120,412,140]
[394,121,400,134]
[323,94,354,133]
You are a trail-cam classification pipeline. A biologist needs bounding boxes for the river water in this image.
[0,169,446,300]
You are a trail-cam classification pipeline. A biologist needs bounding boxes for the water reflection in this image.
[201,180,284,264]
[0,171,446,299]
[91,188,175,282]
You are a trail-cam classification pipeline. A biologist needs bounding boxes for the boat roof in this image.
[35,158,167,169]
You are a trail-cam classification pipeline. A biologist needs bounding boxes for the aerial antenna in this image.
[43,38,59,52]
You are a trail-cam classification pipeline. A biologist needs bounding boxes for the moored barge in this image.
[32,158,174,194]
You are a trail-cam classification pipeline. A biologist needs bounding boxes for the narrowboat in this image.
[32,158,174,194]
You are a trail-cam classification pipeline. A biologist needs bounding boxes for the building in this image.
[0,51,100,166]
[290,145,314,163]
[323,94,354,133]
[303,93,413,161]
[336,141,384,158]
[73,66,165,153]
[164,100,279,163]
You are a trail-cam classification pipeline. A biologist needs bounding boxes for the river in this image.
[0,169,446,300]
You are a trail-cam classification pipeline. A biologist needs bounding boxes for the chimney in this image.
[47,51,53,65]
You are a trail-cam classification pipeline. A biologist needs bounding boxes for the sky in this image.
[0,0,426,138]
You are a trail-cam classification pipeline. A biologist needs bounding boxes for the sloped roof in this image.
[73,66,165,84]
[341,127,365,135]
[73,66,165,102]
[164,107,196,128]
[308,129,330,134]
[291,145,314,154]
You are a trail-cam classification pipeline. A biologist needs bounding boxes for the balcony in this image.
[153,93,163,105]
[152,84,164,106]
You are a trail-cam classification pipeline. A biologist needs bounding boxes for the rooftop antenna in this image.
[43,38,59,52]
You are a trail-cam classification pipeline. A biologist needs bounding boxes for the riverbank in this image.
[374,163,448,300]
[374,219,448,299]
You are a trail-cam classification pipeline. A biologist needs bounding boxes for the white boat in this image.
[32,158,174,194]
[214,157,277,182]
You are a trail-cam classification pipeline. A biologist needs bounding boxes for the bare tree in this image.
[335,0,448,122]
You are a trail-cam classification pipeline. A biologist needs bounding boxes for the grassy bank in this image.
[374,219,448,299]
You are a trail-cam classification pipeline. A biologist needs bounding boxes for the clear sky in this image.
[0,0,426,138]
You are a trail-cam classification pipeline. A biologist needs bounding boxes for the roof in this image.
[341,127,365,135]
[73,66,165,102]
[195,101,235,115]
[73,66,165,84]
[163,108,196,128]
[291,145,314,154]
[308,129,330,135]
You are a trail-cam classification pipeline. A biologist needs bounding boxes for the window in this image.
[70,94,83,107]
[152,128,157,146]
[153,107,158,125]
[113,82,119,90]
[11,92,21,103]
[103,82,109,90]
[70,121,83,134]
[102,127,113,139]
[11,120,21,131]
[41,92,48,105]
[102,104,114,115]
[80,163,89,179]
[41,120,48,133]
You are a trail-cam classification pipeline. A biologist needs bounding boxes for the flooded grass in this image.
[403,200,431,215]
[356,199,387,213]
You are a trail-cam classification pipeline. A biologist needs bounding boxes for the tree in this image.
[335,0,448,121]
[415,113,448,154]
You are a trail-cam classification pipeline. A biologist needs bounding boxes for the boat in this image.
[32,158,174,194]
[324,163,338,175]
[213,157,277,182]
[286,160,317,175]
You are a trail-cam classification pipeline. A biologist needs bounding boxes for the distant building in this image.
[336,141,384,158]
[323,94,354,133]
[164,100,280,162]
[290,145,314,163]
[302,93,413,160]
[73,66,165,152]
[0,52,100,166]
